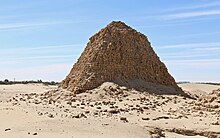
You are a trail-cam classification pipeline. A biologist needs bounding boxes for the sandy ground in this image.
[0,83,220,138]
[179,83,220,94]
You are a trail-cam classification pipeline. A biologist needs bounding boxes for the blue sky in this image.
[0,0,220,82]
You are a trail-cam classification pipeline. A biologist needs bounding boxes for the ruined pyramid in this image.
[61,21,186,96]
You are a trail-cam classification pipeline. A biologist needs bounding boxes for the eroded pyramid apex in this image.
[107,21,131,29]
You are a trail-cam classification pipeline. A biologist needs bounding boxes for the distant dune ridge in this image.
[61,21,187,96]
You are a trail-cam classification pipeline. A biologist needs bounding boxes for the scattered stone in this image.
[94,112,99,116]
[48,113,54,118]
[109,109,119,114]
[73,113,87,119]
[71,105,77,108]
[211,121,219,125]
[64,109,69,112]
[5,128,11,132]
[142,117,150,121]
[153,116,169,120]
[120,117,129,123]
[38,112,43,116]
[81,102,85,106]
[96,106,102,109]
[149,127,165,138]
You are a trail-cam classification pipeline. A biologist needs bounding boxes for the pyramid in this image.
[61,21,185,96]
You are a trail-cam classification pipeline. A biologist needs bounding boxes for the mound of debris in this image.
[61,21,186,96]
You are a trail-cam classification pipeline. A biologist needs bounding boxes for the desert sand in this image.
[179,83,220,95]
[0,83,219,138]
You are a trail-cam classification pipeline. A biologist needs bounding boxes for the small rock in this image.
[71,105,77,108]
[94,112,99,116]
[211,121,219,125]
[109,109,119,114]
[96,106,102,109]
[120,117,129,122]
[5,128,11,132]
[64,109,69,112]
[73,113,87,119]
[81,102,85,106]
[142,117,150,121]
[38,112,43,116]
[48,113,54,118]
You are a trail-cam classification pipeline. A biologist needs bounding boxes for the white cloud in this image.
[160,54,208,59]
[166,2,220,12]
[164,10,220,20]
[1,43,83,51]
[157,42,220,49]
[0,21,73,30]
[165,59,220,66]
[156,42,220,61]
[0,55,75,61]
[137,16,218,28]
[173,31,220,38]
[194,47,220,51]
